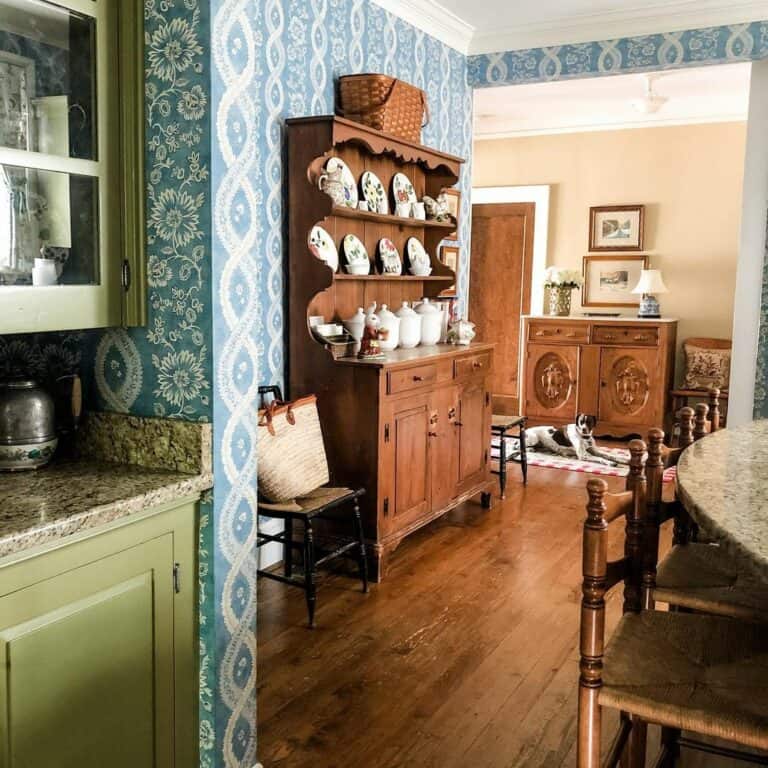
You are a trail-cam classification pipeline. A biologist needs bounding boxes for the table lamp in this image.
[632,269,668,318]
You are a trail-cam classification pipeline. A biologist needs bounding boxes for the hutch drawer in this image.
[592,325,659,347]
[388,363,438,394]
[454,351,492,379]
[528,321,590,344]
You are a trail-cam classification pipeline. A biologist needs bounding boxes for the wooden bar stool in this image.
[578,468,768,768]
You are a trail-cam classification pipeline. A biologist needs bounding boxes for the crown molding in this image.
[467,0,768,55]
[369,0,475,53]
[474,113,747,141]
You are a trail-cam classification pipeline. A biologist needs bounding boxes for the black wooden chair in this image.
[490,415,528,497]
[257,386,368,627]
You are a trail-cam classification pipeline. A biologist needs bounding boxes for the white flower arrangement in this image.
[543,266,584,289]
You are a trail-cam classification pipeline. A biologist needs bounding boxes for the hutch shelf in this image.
[287,116,494,580]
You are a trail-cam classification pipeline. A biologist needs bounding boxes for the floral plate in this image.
[326,157,358,208]
[342,234,371,273]
[406,237,431,273]
[392,172,417,205]
[308,226,339,272]
[361,171,388,214]
[377,238,402,276]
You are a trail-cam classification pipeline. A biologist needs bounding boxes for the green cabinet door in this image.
[0,535,175,768]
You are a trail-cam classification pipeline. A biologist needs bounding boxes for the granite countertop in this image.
[0,412,212,562]
[677,421,768,581]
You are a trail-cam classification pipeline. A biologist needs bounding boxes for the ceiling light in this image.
[630,74,668,114]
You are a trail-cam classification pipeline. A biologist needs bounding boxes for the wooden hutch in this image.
[287,116,494,580]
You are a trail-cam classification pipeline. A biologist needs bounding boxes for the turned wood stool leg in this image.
[353,498,368,594]
[304,520,317,628]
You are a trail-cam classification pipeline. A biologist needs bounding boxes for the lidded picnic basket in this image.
[337,74,429,142]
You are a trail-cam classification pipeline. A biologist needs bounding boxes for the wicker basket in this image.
[337,74,429,142]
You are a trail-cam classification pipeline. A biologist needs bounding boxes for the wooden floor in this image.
[257,464,758,768]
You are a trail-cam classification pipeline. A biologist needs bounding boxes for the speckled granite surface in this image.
[76,411,212,474]
[677,421,768,581]
[0,412,212,561]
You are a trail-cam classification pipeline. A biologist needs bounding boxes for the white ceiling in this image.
[473,62,751,139]
[371,0,768,54]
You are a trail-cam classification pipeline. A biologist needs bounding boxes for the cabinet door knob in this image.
[428,431,438,438]
[454,421,463,427]
[472,361,482,369]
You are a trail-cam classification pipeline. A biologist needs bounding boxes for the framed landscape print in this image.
[589,204,645,251]
[582,254,648,307]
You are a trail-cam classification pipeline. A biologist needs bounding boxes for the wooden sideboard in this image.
[286,116,494,580]
[521,316,677,437]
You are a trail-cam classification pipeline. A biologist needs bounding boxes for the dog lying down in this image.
[522,414,629,467]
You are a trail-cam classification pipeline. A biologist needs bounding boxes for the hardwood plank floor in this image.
[257,464,761,768]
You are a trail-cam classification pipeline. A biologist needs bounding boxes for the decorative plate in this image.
[308,226,339,272]
[378,238,402,276]
[361,171,388,214]
[406,237,430,270]
[392,172,417,205]
[326,157,358,208]
[342,234,371,271]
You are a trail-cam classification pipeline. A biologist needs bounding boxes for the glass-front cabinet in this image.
[0,0,144,332]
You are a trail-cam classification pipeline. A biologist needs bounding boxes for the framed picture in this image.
[439,244,459,297]
[582,254,648,307]
[589,204,645,251]
[442,187,461,238]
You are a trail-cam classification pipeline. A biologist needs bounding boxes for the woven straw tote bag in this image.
[257,395,329,502]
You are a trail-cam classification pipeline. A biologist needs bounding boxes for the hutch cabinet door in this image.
[0,535,175,768]
[386,394,431,532]
[524,344,580,420]
[429,385,460,510]
[598,348,660,427]
[457,379,490,492]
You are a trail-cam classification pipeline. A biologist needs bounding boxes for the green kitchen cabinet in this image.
[0,499,197,768]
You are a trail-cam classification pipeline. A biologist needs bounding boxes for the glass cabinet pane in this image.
[0,163,99,285]
[0,0,96,160]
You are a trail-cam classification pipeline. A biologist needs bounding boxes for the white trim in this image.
[257,517,285,571]
[470,185,550,316]
[474,113,748,141]
[730,59,768,425]
[468,0,768,54]
[369,0,474,53]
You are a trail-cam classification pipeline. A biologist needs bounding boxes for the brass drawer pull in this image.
[634,334,651,341]
[472,361,483,369]
[413,375,424,382]
[603,334,616,341]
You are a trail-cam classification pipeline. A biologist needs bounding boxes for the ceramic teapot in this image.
[414,298,442,345]
[343,307,366,342]
[395,302,421,349]
[317,165,346,207]
[447,318,476,346]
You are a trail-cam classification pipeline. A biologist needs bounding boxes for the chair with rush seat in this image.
[256,386,368,627]
[577,454,768,768]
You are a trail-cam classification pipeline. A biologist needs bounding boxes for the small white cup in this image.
[357,200,369,212]
[32,258,58,287]
[412,202,426,220]
[396,202,412,218]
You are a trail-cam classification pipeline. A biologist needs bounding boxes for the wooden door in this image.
[388,394,431,531]
[0,536,175,768]
[457,380,490,492]
[470,202,535,415]
[524,344,580,421]
[430,385,460,510]
[598,347,660,427]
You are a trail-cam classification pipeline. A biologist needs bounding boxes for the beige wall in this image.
[473,123,747,376]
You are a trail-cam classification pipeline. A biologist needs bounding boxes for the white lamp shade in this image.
[631,269,668,295]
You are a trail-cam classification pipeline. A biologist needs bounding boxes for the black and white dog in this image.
[524,414,627,467]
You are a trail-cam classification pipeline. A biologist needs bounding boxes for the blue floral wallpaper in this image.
[468,22,768,86]
[210,1,471,765]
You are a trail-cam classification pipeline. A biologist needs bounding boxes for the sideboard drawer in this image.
[528,321,589,344]
[454,351,492,379]
[592,325,659,347]
[388,364,437,394]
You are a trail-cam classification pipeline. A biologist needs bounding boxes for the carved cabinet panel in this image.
[525,344,579,420]
[598,348,659,426]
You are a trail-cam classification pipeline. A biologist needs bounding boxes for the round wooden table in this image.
[677,420,768,581]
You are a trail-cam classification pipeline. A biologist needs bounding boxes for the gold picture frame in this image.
[589,204,645,252]
[582,254,648,307]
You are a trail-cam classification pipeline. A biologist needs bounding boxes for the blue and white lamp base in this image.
[638,293,661,319]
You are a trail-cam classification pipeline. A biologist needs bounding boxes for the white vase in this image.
[396,301,421,348]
